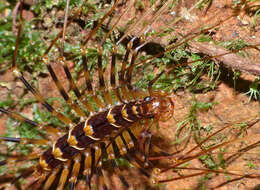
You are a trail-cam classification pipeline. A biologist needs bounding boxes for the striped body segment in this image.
[0,1,176,189]
[39,99,154,171]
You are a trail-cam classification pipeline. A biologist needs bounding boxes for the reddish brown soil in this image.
[0,0,259,190]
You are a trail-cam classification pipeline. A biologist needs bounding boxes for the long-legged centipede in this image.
[0,0,260,189]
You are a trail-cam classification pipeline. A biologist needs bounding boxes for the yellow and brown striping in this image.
[0,0,260,189]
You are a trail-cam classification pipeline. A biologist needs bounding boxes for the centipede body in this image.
[0,0,260,190]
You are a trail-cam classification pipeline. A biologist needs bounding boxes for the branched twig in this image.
[189,41,260,76]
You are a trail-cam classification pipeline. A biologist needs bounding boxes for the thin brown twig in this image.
[12,1,20,35]
[189,41,260,76]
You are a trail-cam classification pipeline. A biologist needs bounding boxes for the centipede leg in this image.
[57,161,71,190]
[106,139,131,190]
[0,136,49,145]
[79,0,120,109]
[110,44,125,103]
[83,148,94,190]
[43,166,61,190]
[68,154,82,190]
[11,3,73,126]
[0,107,63,137]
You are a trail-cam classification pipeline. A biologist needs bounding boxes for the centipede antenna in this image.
[158,167,260,184]
[162,133,260,174]
[185,115,260,155]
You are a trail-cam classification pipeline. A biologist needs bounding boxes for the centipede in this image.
[0,0,260,189]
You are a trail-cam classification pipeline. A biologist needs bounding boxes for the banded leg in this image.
[0,136,49,146]
[69,154,82,190]
[119,133,150,178]
[83,148,94,189]
[110,44,125,103]
[118,37,148,101]
[139,130,152,167]
[38,1,86,119]
[43,166,61,190]
[81,53,105,111]
[0,167,34,190]
[125,37,147,99]
[59,57,95,113]
[42,0,95,113]
[101,125,151,189]
[12,69,73,126]
[83,145,106,190]
[100,4,132,104]
[0,107,63,137]
[93,145,107,190]
[57,161,71,190]
[43,56,87,118]
[0,153,40,167]
[80,0,120,108]
[97,45,113,106]
[12,0,74,127]
[125,126,151,168]
[118,38,134,102]
[105,139,131,190]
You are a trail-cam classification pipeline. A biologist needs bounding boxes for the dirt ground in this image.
[0,0,260,190]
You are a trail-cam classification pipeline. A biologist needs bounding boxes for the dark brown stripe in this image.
[63,65,81,98]
[91,148,96,173]
[125,102,140,121]
[77,135,95,148]
[111,104,135,126]
[82,55,93,92]
[111,138,120,156]
[71,122,95,148]
[42,149,62,169]
[87,110,117,139]
[97,53,105,88]
[46,64,69,101]
[55,135,79,158]
[119,134,129,151]
[19,76,54,112]
[119,50,130,83]
[0,136,21,143]
[126,128,138,146]
[0,108,38,127]
[110,50,116,87]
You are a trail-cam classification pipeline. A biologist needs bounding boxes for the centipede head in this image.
[143,91,174,122]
